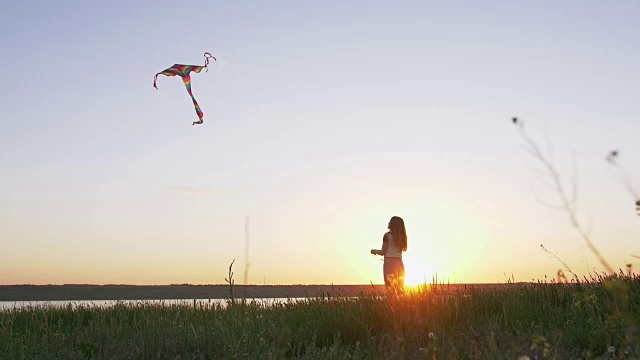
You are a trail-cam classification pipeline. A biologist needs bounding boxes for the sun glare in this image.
[403,258,435,286]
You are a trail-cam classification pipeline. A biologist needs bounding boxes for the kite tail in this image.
[203,52,216,72]
[153,73,160,89]
[181,74,205,125]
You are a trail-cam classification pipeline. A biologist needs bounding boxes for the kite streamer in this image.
[154,52,216,125]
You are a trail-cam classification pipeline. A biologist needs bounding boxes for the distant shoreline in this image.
[0,283,526,301]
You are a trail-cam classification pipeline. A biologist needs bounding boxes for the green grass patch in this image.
[1,274,638,359]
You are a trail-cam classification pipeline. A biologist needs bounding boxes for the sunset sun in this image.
[402,258,435,287]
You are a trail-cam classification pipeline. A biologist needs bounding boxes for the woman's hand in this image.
[370,249,379,255]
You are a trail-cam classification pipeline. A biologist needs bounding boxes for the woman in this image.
[371,216,408,291]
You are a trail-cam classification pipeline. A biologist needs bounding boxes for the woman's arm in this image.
[370,233,389,256]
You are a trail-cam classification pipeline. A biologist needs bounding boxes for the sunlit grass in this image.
[1,272,638,359]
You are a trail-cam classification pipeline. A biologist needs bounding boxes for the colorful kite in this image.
[153,52,216,125]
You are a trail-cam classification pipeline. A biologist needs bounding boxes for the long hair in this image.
[388,216,407,252]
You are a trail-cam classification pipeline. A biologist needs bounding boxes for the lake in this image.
[0,297,308,310]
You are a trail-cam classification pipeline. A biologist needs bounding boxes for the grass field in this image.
[1,273,638,359]
[0,284,389,302]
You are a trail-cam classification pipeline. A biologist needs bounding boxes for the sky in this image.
[1,1,638,286]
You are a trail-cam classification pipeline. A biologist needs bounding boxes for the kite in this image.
[153,52,216,125]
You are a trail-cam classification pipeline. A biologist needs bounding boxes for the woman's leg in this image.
[384,258,405,291]
[395,261,405,290]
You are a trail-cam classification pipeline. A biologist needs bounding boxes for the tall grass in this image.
[2,273,638,359]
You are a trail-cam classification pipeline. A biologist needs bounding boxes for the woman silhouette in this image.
[371,216,408,291]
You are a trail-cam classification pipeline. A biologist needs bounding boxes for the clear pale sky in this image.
[1,1,638,285]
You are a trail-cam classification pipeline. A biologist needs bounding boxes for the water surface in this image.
[0,297,306,310]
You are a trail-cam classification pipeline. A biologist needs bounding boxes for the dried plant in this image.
[513,117,614,274]
[605,149,639,202]
[225,259,236,304]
